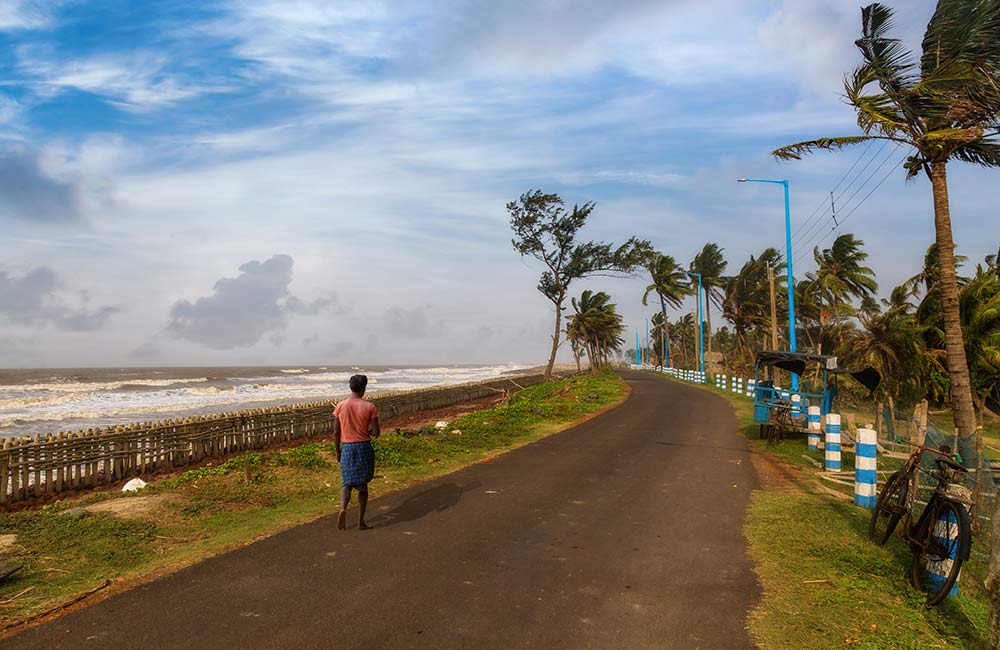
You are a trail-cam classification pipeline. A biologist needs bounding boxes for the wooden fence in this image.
[0,373,547,504]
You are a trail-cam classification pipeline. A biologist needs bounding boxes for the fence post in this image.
[854,426,877,508]
[825,413,841,472]
[791,394,801,418]
[807,406,821,450]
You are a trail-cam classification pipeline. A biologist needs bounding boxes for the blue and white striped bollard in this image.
[825,413,841,471]
[854,426,877,508]
[925,510,962,597]
[791,394,801,418]
[807,406,821,450]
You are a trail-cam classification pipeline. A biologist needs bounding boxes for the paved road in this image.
[3,370,760,649]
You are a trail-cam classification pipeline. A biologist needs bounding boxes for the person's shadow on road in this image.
[371,481,482,528]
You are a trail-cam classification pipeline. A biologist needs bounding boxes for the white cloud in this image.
[167,254,338,349]
[0,265,120,331]
[17,49,224,112]
[0,0,56,30]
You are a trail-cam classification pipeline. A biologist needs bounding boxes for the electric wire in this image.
[789,140,876,249]
[788,140,891,254]
[783,142,903,267]
[791,147,912,269]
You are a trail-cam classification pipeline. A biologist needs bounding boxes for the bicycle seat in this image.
[934,457,967,473]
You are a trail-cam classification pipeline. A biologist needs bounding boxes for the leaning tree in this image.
[508,190,647,379]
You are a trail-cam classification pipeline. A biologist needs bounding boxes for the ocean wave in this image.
[0,377,212,393]
[0,364,533,437]
[280,368,310,374]
[0,393,81,410]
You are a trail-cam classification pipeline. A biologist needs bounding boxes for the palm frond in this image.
[772,136,876,161]
[856,3,919,93]
[951,139,1000,167]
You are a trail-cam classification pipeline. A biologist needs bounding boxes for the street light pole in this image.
[738,178,798,391]
[645,318,649,367]
[686,271,705,375]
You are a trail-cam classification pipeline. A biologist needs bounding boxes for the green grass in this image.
[647,371,990,649]
[0,370,627,628]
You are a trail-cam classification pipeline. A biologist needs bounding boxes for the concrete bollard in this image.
[807,406,822,450]
[791,394,801,418]
[721,375,728,391]
[746,379,755,398]
[854,426,877,508]
[825,413,841,471]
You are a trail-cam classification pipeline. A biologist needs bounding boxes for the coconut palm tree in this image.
[772,2,1000,445]
[690,243,728,374]
[641,253,692,368]
[811,234,878,329]
[722,248,786,365]
[569,290,625,373]
[961,263,1000,421]
[844,296,924,408]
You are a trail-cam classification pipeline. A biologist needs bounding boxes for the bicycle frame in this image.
[897,450,972,562]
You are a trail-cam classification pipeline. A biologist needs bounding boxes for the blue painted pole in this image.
[645,318,649,368]
[737,178,798,390]
[781,180,799,392]
[686,271,704,375]
[635,330,640,366]
[697,274,704,374]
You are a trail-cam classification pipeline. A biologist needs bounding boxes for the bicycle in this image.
[757,401,792,445]
[868,442,973,605]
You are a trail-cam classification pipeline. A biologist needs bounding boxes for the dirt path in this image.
[1,370,759,649]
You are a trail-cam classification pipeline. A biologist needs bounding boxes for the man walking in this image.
[333,374,381,530]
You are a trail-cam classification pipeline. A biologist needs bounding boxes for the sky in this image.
[0,0,998,368]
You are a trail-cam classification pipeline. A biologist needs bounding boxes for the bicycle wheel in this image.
[909,499,971,606]
[868,470,908,545]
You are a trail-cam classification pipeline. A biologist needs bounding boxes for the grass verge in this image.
[0,370,627,630]
[652,371,990,649]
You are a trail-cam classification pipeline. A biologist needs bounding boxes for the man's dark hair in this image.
[349,374,368,394]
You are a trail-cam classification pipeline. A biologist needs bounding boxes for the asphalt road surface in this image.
[3,370,760,649]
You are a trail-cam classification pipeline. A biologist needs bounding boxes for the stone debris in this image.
[122,478,148,492]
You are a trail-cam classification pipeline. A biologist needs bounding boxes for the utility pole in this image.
[768,264,779,351]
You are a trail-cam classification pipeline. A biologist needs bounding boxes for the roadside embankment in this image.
[0,370,627,633]
[652,370,990,649]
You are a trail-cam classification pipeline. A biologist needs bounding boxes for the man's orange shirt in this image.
[334,397,379,443]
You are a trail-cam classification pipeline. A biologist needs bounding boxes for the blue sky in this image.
[0,0,997,367]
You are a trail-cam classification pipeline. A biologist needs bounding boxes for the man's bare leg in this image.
[338,486,351,530]
[358,486,370,530]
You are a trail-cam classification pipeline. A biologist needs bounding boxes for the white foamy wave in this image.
[280,368,309,374]
[182,386,234,396]
[0,377,211,393]
[0,363,533,437]
[0,393,81,410]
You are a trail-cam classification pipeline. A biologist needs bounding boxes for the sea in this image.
[0,364,530,439]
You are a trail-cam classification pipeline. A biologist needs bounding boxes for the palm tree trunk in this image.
[545,297,562,381]
[932,160,1000,643]
[929,163,976,440]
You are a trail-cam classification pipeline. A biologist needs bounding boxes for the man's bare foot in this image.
[359,522,372,530]
[337,509,347,530]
